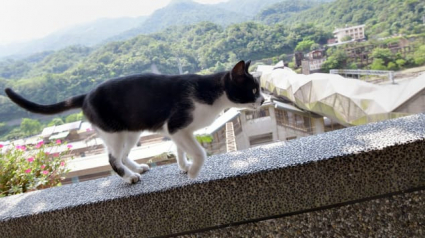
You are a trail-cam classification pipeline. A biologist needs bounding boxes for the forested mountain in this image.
[255,1,322,25]
[215,0,283,16]
[0,17,145,58]
[0,46,92,79]
[0,21,330,121]
[109,1,249,41]
[0,0,424,123]
[276,0,425,38]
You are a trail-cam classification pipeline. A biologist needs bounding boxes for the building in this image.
[195,98,337,155]
[333,24,365,43]
[301,49,327,74]
[41,121,84,142]
[342,38,414,68]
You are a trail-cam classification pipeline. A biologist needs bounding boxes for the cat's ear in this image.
[245,60,251,73]
[231,60,247,84]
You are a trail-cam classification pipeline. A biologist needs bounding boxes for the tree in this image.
[310,43,321,51]
[341,35,352,42]
[20,118,41,136]
[387,62,397,70]
[295,39,315,52]
[321,48,347,72]
[0,122,7,134]
[348,62,358,69]
[370,58,387,70]
[413,45,425,66]
[65,112,84,123]
[371,48,393,65]
[396,59,406,69]
[5,128,24,140]
[48,118,64,127]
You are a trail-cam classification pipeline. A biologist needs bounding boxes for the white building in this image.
[195,98,334,155]
[333,24,365,43]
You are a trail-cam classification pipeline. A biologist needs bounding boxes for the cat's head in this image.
[224,60,265,110]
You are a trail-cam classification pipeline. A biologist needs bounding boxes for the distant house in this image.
[333,24,365,43]
[327,38,336,45]
[195,98,333,155]
[41,121,83,142]
[301,49,327,74]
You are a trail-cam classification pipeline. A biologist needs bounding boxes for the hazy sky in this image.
[0,0,228,45]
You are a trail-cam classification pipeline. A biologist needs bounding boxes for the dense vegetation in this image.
[0,0,424,140]
[320,37,425,72]
[0,21,330,121]
[255,1,321,24]
[112,1,250,41]
[278,0,425,38]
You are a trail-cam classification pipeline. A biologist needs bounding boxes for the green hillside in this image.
[275,0,425,38]
[0,21,329,121]
[0,0,424,123]
[108,1,249,41]
[255,0,328,24]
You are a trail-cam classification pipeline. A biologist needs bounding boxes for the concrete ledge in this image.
[184,189,425,237]
[1,114,424,237]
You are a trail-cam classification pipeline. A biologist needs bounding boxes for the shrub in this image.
[387,62,398,70]
[370,58,387,70]
[413,45,425,65]
[396,59,406,69]
[341,35,352,42]
[65,112,84,123]
[0,140,73,197]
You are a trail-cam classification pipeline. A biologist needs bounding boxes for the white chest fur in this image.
[189,102,222,131]
[188,94,234,131]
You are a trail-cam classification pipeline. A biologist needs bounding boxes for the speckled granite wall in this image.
[181,190,424,238]
[0,114,424,238]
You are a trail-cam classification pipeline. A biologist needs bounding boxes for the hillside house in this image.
[333,24,366,43]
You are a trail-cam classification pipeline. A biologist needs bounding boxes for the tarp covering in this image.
[260,65,424,126]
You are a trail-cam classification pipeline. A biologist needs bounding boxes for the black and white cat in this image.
[5,60,264,184]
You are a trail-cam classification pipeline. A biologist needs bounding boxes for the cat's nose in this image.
[260,97,265,105]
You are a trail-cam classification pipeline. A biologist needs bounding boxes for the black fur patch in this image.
[6,61,261,136]
[108,154,125,177]
[82,72,227,133]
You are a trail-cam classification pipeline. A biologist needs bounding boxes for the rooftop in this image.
[260,64,425,126]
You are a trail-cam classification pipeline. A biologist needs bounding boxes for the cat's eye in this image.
[252,88,257,94]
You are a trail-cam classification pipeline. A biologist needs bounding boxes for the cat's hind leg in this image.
[171,130,206,179]
[96,129,141,184]
[121,132,150,174]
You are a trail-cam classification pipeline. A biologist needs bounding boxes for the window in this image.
[275,109,312,132]
[249,133,273,146]
[232,117,242,135]
[245,109,270,121]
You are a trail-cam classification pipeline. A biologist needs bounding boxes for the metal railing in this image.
[330,69,395,84]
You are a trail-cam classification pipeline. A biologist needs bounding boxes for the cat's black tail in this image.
[5,88,86,115]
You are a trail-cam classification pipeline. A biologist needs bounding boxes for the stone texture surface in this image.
[0,114,424,237]
[182,190,425,238]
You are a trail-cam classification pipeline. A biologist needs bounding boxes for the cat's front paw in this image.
[123,173,142,184]
[179,162,192,173]
[188,165,201,179]
[134,164,150,174]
